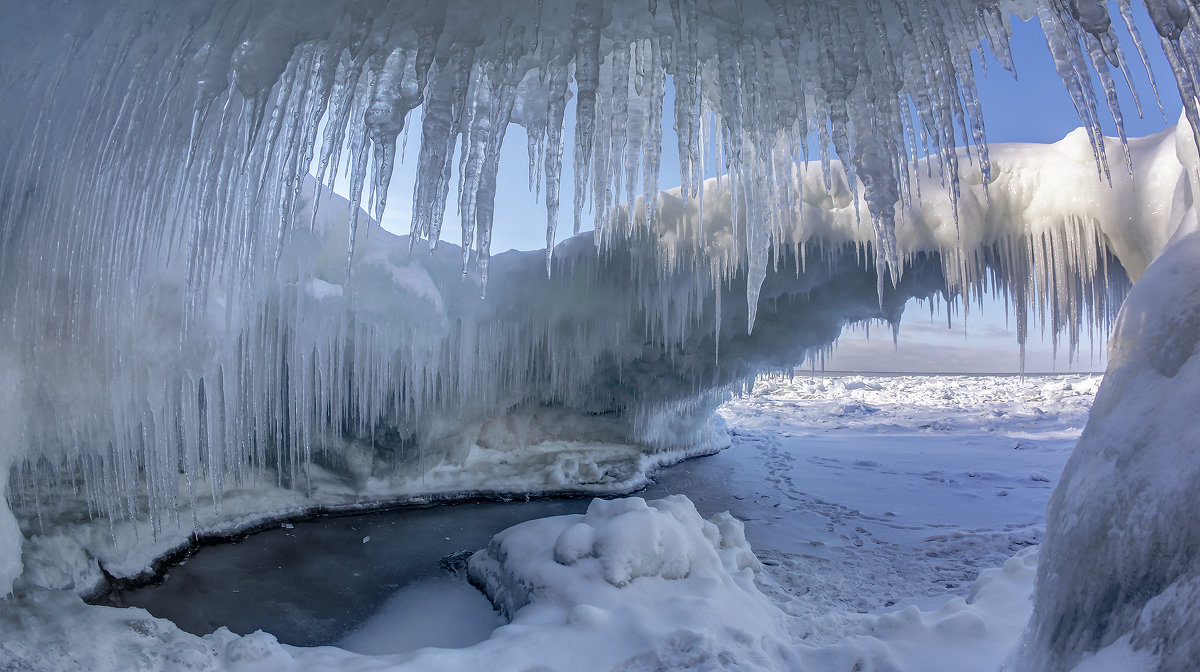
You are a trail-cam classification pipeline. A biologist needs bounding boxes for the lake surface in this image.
[111,497,593,647]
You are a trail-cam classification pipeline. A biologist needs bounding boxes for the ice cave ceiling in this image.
[1,0,1199,600]
[7,0,1196,291]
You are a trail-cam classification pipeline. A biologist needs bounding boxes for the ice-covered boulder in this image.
[467,495,791,670]
[1019,230,1200,672]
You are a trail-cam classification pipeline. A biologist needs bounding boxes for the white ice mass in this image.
[2,0,1200,670]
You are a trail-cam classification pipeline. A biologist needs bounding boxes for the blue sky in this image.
[360,10,1181,374]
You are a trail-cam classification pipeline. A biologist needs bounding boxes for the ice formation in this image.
[1018,229,1200,672]
[2,0,1200,668]
[0,371,1105,671]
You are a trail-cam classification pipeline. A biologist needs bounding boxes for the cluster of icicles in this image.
[235,0,1195,305]
[0,0,1191,541]
[14,0,1193,306]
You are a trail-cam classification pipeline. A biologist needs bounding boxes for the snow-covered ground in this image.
[0,372,1105,671]
[639,373,1099,667]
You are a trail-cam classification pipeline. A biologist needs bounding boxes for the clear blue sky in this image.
[357,10,1181,374]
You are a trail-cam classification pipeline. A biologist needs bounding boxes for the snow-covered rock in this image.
[465,495,791,670]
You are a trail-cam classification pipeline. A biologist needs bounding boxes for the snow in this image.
[1018,230,1200,672]
[336,577,501,655]
[3,0,1199,601]
[7,117,1179,595]
[0,372,1103,672]
[623,372,1097,658]
[462,494,790,670]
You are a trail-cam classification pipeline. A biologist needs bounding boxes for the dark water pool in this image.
[103,452,743,650]
[107,498,589,647]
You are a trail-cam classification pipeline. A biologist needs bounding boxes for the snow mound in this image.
[468,495,791,670]
[1019,230,1200,672]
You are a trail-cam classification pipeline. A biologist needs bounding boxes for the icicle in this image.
[410,26,478,247]
[346,90,372,277]
[459,63,494,269]
[0,0,1174,546]
[413,0,447,95]
[543,41,573,274]
[365,48,421,224]
[643,38,665,233]
[474,29,524,295]
[571,0,604,235]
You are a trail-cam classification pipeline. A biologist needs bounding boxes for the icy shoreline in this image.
[20,433,728,600]
[67,370,1095,603]
[0,372,1103,672]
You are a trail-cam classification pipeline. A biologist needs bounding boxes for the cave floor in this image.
[111,373,1096,657]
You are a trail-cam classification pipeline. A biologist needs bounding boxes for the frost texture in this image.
[0,0,1199,602]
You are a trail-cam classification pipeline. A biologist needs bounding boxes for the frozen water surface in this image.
[634,373,1096,624]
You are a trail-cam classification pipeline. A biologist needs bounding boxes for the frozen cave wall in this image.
[1,1,1200,666]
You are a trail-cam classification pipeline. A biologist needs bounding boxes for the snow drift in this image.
[1018,229,1200,672]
